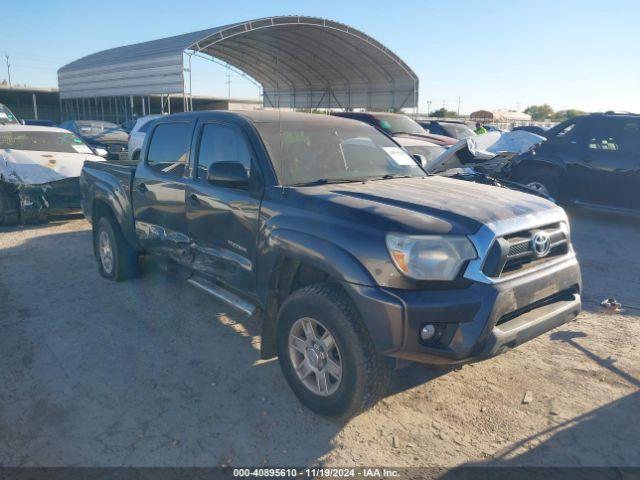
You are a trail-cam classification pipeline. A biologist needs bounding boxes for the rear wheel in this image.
[95,216,139,281]
[0,183,19,226]
[276,283,391,419]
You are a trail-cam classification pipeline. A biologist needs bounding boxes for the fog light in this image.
[420,324,437,341]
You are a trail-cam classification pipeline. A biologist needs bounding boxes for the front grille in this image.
[483,223,569,278]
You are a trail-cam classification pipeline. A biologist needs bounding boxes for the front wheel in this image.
[519,169,560,199]
[276,283,391,419]
[95,216,139,281]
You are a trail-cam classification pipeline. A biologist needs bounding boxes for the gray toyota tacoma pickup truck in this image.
[80,111,582,418]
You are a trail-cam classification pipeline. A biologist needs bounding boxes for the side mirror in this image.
[412,153,428,169]
[207,161,249,188]
[94,147,108,157]
[19,119,26,125]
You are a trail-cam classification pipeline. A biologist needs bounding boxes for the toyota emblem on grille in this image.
[531,231,551,258]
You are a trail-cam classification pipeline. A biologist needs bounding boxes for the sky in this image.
[2,0,639,114]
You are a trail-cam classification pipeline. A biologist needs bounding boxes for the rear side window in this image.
[587,119,640,152]
[146,123,191,177]
[196,123,252,180]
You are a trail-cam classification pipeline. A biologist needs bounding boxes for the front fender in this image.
[256,228,376,301]
[512,153,567,179]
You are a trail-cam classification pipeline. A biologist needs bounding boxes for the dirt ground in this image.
[0,209,638,470]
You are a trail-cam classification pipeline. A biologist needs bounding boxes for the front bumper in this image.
[344,253,581,365]
[15,177,81,222]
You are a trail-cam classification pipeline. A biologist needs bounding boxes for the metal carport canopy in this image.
[57,16,419,110]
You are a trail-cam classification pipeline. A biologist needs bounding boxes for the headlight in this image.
[386,234,477,281]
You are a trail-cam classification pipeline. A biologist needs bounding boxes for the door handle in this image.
[136,182,149,193]
[188,193,200,205]
[583,155,595,163]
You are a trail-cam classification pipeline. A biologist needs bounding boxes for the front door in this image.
[132,121,194,258]
[185,121,262,295]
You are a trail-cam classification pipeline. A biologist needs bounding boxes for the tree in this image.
[524,104,554,121]
[430,107,458,118]
[552,109,587,121]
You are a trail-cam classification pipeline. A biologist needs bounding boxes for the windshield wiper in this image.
[368,174,419,181]
[290,178,367,187]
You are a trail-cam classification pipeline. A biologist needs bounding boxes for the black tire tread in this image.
[95,215,139,281]
[278,282,391,418]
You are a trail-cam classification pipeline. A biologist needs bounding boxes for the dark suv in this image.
[510,113,640,213]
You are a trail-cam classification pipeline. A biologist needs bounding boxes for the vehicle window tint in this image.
[587,119,639,152]
[146,123,191,177]
[555,122,575,138]
[196,123,252,180]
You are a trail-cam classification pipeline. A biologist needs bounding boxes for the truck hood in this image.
[294,175,559,235]
[0,149,105,185]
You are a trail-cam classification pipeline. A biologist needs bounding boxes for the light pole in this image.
[4,54,11,88]
[426,100,432,116]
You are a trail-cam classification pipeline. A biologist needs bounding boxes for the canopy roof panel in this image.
[58,16,418,110]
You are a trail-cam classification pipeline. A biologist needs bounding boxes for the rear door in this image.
[578,117,640,209]
[132,120,194,258]
[185,121,263,294]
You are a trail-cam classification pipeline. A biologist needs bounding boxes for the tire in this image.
[0,183,19,226]
[276,283,392,419]
[95,215,139,281]
[519,168,560,199]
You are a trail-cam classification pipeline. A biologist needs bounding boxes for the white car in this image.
[0,125,105,224]
[128,114,164,160]
[393,136,446,170]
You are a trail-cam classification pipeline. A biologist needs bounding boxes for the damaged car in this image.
[412,130,553,199]
[0,125,105,224]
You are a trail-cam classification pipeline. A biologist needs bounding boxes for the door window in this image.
[587,119,639,152]
[196,123,252,180]
[146,123,191,177]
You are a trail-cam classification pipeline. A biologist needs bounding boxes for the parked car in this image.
[119,119,137,134]
[58,120,129,160]
[512,125,548,136]
[331,111,457,146]
[0,125,105,224]
[80,111,581,418]
[508,112,640,213]
[484,124,508,133]
[417,120,475,140]
[128,114,164,160]
[0,103,20,125]
[393,136,446,170]
[24,119,57,127]
[426,131,553,199]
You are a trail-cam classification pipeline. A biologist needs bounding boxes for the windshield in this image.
[442,123,475,140]
[255,121,425,186]
[76,121,123,135]
[0,130,94,154]
[374,114,426,136]
[403,144,446,170]
[0,104,20,125]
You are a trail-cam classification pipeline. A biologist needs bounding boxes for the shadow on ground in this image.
[440,327,640,476]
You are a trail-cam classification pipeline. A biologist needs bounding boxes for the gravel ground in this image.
[0,209,638,469]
